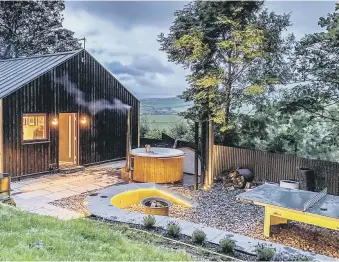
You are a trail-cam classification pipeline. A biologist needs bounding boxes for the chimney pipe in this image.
[126,107,132,172]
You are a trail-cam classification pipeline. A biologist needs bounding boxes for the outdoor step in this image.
[59,165,85,174]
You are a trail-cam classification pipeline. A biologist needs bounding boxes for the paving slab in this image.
[44,190,79,201]
[10,182,25,190]
[70,179,96,187]
[14,197,49,211]
[93,181,114,187]
[70,184,101,193]
[42,203,60,211]
[14,190,51,200]
[49,206,84,220]
[30,207,58,216]
[21,183,50,192]
[193,225,225,242]
[44,185,72,193]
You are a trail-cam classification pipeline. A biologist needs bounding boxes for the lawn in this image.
[0,204,190,261]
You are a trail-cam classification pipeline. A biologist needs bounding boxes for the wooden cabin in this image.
[0,49,140,179]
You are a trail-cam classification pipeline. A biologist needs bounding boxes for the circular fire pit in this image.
[141,197,173,216]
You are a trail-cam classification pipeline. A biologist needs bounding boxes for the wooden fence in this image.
[212,145,339,195]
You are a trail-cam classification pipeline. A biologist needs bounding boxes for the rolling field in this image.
[142,114,185,129]
[140,97,192,115]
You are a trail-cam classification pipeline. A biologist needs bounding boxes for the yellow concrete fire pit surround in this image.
[111,187,192,208]
[84,183,196,222]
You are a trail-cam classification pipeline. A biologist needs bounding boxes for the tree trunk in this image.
[3,45,12,59]
[222,64,232,146]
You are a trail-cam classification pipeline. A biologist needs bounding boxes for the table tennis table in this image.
[237,184,339,237]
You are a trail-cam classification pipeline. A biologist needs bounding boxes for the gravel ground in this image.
[50,187,109,215]
[168,183,264,235]
[249,222,339,259]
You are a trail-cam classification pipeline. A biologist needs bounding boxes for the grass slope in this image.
[0,204,190,261]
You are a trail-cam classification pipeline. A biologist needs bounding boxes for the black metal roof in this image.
[0,50,83,98]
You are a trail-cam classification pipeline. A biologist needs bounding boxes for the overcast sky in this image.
[63,1,337,99]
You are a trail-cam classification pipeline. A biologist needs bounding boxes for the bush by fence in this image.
[212,145,339,195]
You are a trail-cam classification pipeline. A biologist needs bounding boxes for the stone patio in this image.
[11,160,126,220]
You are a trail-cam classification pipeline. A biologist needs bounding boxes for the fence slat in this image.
[212,145,339,195]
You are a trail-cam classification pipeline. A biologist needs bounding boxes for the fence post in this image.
[200,121,206,188]
[194,122,199,191]
[201,120,214,190]
[208,120,214,186]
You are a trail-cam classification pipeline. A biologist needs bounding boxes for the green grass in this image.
[0,204,191,261]
[143,114,185,129]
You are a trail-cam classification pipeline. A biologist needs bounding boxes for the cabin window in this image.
[22,114,47,141]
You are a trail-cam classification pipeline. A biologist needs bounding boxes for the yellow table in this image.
[237,185,339,237]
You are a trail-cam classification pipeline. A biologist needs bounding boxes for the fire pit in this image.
[141,197,173,216]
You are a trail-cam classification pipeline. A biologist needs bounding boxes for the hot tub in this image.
[131,147,184,183]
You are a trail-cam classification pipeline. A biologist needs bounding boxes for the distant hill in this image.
[140,97,193,115]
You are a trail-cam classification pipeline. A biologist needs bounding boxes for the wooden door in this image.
[59,113,77,165]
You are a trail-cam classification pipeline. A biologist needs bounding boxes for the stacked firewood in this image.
[216,168,254,189]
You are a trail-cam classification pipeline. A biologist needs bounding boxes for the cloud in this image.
[67,1,188,30]
[63,4,188,98]
[106,55,174,77]
[266,1,336,40]
[106,61,145,77]
[133,55,174,75]
[63,1,338,99]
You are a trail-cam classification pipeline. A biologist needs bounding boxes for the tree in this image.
[0,1,81,59]
[234,96,339,161]
[140,116,150,138]
[281,3,339,122]
[167,120,194,141]
[158,1,294,145]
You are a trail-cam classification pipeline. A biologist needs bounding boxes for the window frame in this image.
[22,113,49,143]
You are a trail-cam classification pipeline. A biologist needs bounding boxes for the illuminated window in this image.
[22,114,47,141]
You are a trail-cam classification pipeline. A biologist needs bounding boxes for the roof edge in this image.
[0,49,83,62]
[0,49,83,99]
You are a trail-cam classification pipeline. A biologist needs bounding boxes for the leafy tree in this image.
[144,128,163,140]
[234,95,339,161]
[281,3,339,122]
[158,1,294,145]
[167,120,195,142]
[0,1,81,59]
[140,116,150,138]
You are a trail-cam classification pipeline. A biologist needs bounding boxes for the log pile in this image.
[216,168,254,189]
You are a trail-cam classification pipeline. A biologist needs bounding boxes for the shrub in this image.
[219,238,236,254]
[166,221,181,238]
[143,215,156,229]
[255,244,276,261]
[191,229,206,245]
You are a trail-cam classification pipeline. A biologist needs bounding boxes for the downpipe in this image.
[126,108,132,172]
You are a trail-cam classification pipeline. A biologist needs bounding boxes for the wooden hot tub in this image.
[131,148,184,183]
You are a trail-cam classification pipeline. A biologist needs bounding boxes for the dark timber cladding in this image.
[0,50,139,178]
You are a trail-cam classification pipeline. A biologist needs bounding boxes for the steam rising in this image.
[55,73,131,115]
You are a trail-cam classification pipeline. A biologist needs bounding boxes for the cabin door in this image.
[59,113,78,166]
